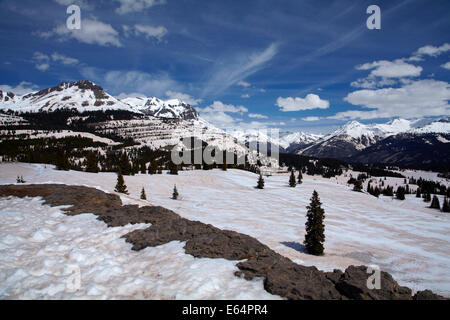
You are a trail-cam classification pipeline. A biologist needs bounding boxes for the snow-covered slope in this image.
[122,96,199,120]
[0,81,139,114]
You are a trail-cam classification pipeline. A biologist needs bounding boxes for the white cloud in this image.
[331,79,450,120]
[51,53,79,65]
[414,43,450,58]
[241,94,250,98]
[53,0,93,10]
[32,52,50,71]
[248,113,268,119]
[40,19,122,47]
[199,101,248,114]
[165,91,202,106]
[442,62,450,70]
[276,94,330,112]
[301,116,321,122]
[356,59,422,78]
[237,80,251,88]
[134,24,167,41]
[202,43,277,97]
[0,81,39,95]
[197,101,249,128]
[32,52,79,71]
[351,77,397,89]
[80,67,180,97]
[114,0,166,14]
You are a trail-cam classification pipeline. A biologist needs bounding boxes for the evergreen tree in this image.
[353,180,363,192]
[304,190,325,256]
[297,170,303,184]
[289,170,297,187]
[424,193,431,202]
[140,187,147,200]
[56,149,70,171]
[396,186,406,200]
[118,152,132,176]
[140,161,147,174]
[172,185,179,200]
[442,198,450,213]
[114,170,129,194]
[256,174,265,189]
[148,160,157,175]
[416,188,421,198]
[430,195,440,209]
[85,152,99,173]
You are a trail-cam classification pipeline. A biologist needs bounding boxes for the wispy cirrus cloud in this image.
[80,67,181,97]
[201,43,278,98]
[113,0,166,14]
[123,24,168,41]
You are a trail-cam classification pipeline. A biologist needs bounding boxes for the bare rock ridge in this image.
[0,184,446,300]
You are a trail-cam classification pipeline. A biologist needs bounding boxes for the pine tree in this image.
[140,187,147,200]
[118,152,132,176]
[424,193,431,202]
[353,180,363,192]
[56,149,70,171]
[172,185,179,200]
[430,195,440,209]
[416,188,421,198]
[85,152,99,173]
[256,174,265,189]
[442,198,450,213]
[289,170,296,187]
[114,170,129,194]
[396,186,406,200]
[297,171,303,184]
[140,161,147,174]
[148,160,157,175]
[304,190,325,256]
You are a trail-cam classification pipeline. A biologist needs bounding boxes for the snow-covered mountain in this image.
[300,118,450,162]
[0,81,138,114]
[121,96,199,120]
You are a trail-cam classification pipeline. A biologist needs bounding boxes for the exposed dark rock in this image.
[334,265,412,300]
[0,184,446,300]
[413,290,447,300]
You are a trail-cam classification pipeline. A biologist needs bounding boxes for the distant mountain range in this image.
[1,80,449,168]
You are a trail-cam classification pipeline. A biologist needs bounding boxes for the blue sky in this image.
[0,0,449,133]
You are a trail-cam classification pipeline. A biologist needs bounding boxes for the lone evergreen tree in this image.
[416,188,421,198]
[297,171,303,184]
[396,186,406,200]
[114,170,129,194]
[256,174,265,189]
[172,185,179,200]
[289,170,296,187]
[140,187,147,200]
[85,152,99,173]
[304,190,325,256]
[430,195,440,209]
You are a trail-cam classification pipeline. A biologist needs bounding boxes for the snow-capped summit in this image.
[122,96,199,120]
[0,81,139,114]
